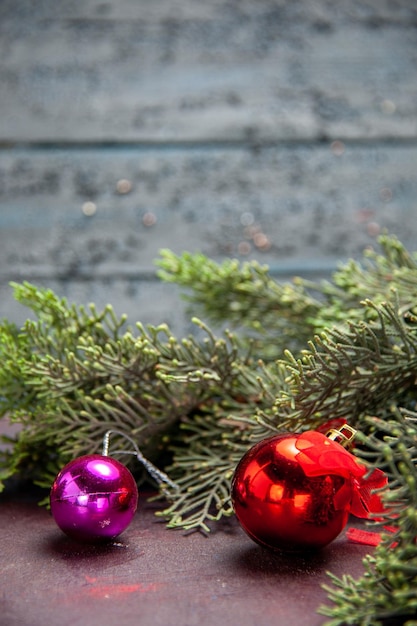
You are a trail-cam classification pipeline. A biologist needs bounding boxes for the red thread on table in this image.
[86,582,159,598]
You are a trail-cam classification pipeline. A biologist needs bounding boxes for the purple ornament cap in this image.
[50,454,138,543]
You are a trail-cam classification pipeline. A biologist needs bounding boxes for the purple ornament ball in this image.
[50,454,138,543]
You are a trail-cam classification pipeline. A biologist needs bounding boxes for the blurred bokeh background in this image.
[1,0,416,334]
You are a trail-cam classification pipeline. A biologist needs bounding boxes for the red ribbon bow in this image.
[294,430,388,519]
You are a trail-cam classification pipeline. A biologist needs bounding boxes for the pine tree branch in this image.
[319,410,417,626]
[156,250,326,358]
[277,298,417,427]
[157,234,417,360]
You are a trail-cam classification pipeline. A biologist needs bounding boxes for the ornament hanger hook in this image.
[102,429,179,492]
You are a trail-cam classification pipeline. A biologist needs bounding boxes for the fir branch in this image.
[157,249,325,358]
[319,410,417,626]
[157,234,417,360]
[153,356,313,532]
[0,283,276,498]
[277,299,417,427]
[155,407,264,533]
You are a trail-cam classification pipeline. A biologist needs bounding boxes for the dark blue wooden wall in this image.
[1,0,416,332]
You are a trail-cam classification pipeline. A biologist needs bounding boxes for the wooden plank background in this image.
[1,0,417,333]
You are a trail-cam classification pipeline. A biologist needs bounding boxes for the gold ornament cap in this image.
[326,424,357,449]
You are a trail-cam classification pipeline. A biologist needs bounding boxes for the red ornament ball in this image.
[231,431,381,552]
[50,454,139,543]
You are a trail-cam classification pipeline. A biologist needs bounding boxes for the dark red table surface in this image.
[0,485,375,626]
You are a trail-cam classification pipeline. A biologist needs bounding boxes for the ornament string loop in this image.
[102,429,179,492]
